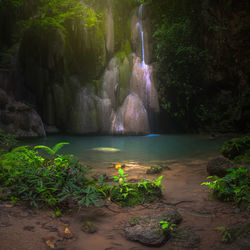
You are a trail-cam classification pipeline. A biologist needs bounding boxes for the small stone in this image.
[23,226,35,232]
[44,225,58,232]
[81,221,97,234]
[146,165,163,174]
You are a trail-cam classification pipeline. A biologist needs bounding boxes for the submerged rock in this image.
[124,209,182,246]
[90,147,120,152]
[207,156,234,177]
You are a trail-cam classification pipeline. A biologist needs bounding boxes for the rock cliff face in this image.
[0,1,157,136]
[0,88,45,137]
[13,1,158,135]
[0,0,249,136]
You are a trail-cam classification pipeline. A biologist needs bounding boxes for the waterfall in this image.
[137,4,145,66]
[73,3,158,135]
[132,3,159,130]
[138,4,151,109]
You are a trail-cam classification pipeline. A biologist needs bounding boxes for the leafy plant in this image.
[110,169,163,207]
[18,0,101,35]
[160,220,169,229]
[113,168,128,184]
[160,220,176,231]
[0,128,17,151]
[34,142,69,156]
[221,136,250,159]
[151,3,207,128]
[201,168,250,206]
[221,230,232,243]
[0,143,103,208]
[216,226,226,231]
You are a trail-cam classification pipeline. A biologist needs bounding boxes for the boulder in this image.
[207,156,234,177]
[124,209,182,246]
[112,93,149,134]
[81,221,97,234]
[0,93,45,138]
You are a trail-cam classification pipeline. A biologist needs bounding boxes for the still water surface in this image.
[22,134,227,165]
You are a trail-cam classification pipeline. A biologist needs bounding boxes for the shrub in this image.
[201,168,250,206]
[221,136,250,159]
[0,128,17,152]
[110,169,163,207]
[0,143,102,208]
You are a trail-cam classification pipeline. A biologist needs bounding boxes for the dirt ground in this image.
[0,157,249,250]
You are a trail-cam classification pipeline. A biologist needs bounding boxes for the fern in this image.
[52,142,69,154]
[34,142,69,156]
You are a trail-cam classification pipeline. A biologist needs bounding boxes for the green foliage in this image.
[221,136,250,160]
[160,220,169,229]
[201,168,250,206]
[220,222,250,244]
[18,0,101,35]
[149,0,209,129]
[0,143,102,208]
[113,168,128,184]
[234,154,250,165]
[111,170,163,207]
[114,40,132,64]
[153,17,206,122]
[0,128,17,152]
[160,220,176,231]
[0,0,23,9]
[34,142,69,156]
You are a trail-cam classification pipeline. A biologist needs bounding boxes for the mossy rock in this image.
[146,165,163,174]
[221,136,250,159]
[206,156,234,177]
[81,221,97,234]
[110,183,161,207]
[124,209,182,246]
[146,165,170,174]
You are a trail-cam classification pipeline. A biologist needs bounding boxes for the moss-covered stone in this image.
[124,209,182,246]
[81,221,98,234]
[206,156,234,177]
[146,165,171,174]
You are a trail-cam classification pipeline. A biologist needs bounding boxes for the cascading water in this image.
[73,3,158,135]
[137,4,145,66]
[134,3,159,129]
